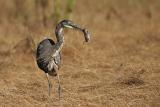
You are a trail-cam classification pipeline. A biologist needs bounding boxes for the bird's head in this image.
[61,20,76,29]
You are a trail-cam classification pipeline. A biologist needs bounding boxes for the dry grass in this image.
[0,0,160,107]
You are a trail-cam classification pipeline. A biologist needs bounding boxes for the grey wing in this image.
[36,39,60,73]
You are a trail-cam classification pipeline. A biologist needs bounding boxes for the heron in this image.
[36,20,91,99]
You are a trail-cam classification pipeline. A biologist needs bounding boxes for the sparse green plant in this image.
[54,0,76,24]
[65,0,76,19]
[54,0,62,24]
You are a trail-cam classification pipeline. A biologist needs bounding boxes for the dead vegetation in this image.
[0,0,160,107]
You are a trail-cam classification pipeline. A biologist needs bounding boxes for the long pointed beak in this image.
[63,24,74,29]
[67,22,84,30]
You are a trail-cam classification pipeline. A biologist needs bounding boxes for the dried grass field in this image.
[0,0,160,107]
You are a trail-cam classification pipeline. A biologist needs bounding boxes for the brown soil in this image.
[0,0,160,107]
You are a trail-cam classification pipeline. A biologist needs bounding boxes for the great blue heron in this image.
[36,20,91,99]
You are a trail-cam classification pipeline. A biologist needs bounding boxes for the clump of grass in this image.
[54,0,76,24]
[1,0,76,26]
[65,0,76,19]
[54,0,62,24]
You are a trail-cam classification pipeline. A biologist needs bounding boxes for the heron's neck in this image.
[55,26,64,42]
[54,25,64,54]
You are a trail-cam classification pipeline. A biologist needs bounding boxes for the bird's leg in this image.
[50,60,62,100]
[46,73,52,96]
[57,72,61,100]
